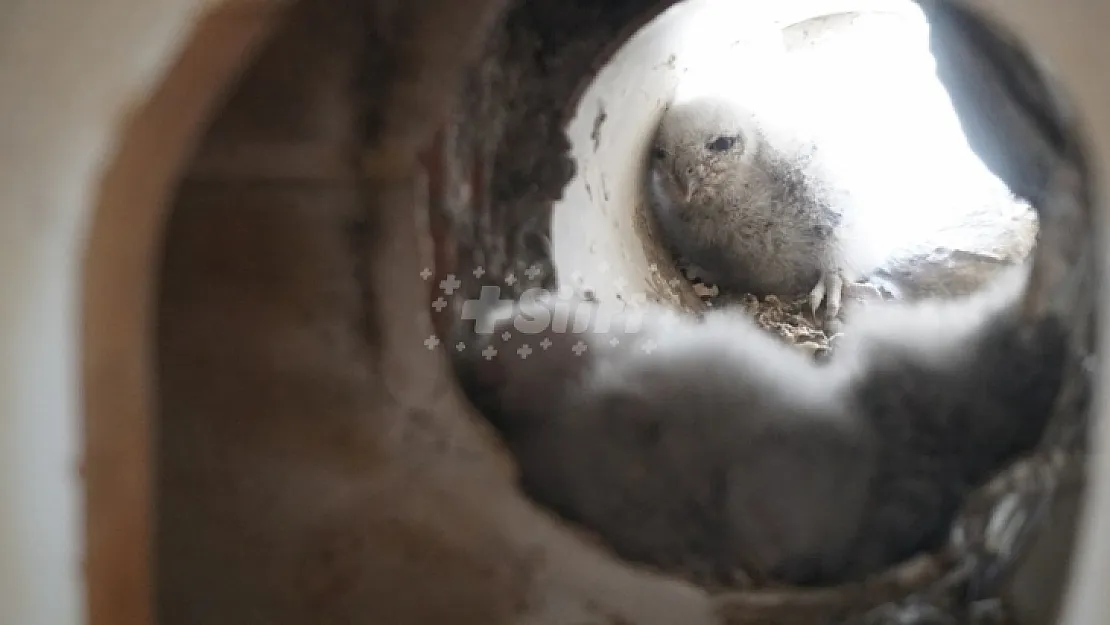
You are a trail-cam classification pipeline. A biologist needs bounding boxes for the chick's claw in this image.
[809,269,845,326]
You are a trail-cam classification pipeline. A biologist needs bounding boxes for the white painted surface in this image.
[552,0,705,300]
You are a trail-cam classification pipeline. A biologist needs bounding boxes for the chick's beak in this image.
[672,165,695,203]
[681,177,695,203]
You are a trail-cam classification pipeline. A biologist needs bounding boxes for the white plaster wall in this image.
[0,2,208,624]
[0,1,1109,625]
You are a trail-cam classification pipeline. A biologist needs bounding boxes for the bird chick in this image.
[457,264,1067,587]
[650,95,877,323]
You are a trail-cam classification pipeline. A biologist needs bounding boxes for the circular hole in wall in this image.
[459,0,1092,620]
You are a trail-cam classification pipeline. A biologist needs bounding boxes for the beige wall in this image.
[0,2,280,625]
[0,2,205,624]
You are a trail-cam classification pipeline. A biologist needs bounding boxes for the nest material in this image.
[679,261,848,361]
[725,292,833,356]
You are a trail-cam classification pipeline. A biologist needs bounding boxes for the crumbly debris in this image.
[678,261,842,361]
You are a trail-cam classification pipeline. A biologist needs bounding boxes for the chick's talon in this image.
[809,269,845,326]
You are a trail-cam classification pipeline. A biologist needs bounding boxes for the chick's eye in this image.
[707,135,738,152]
[651,146,667,160]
